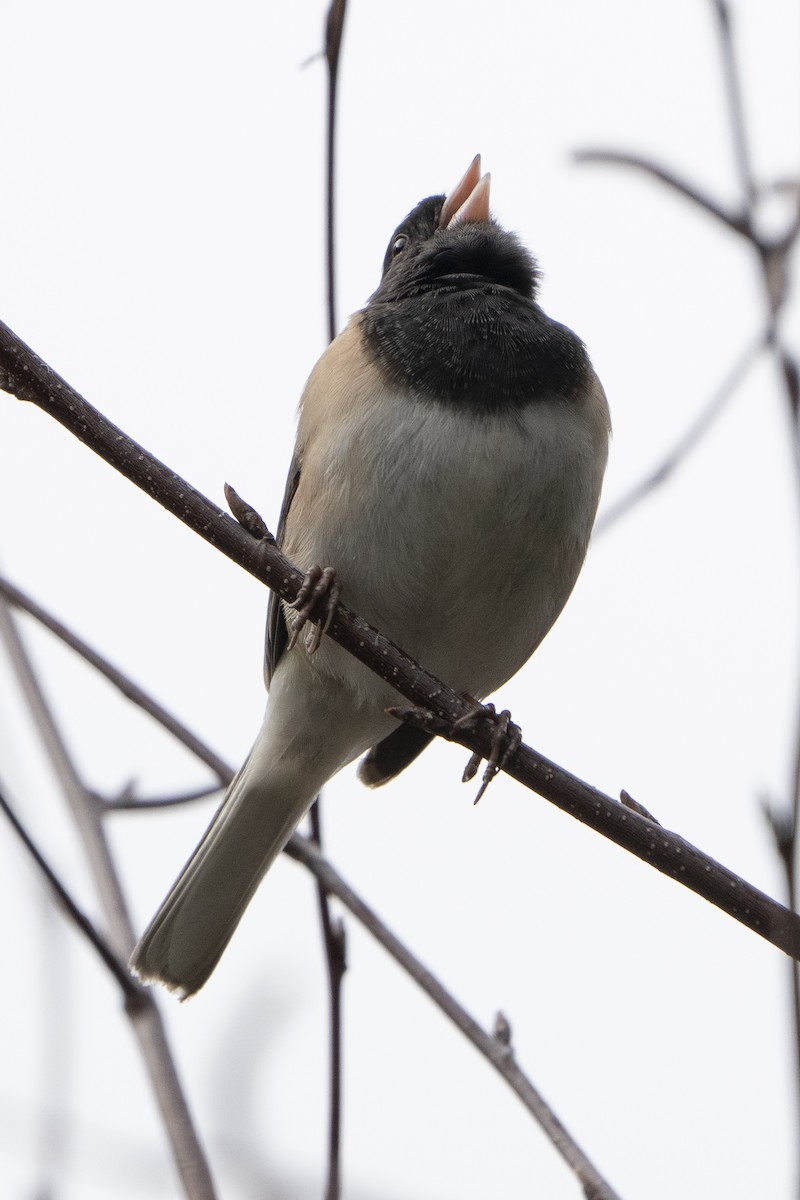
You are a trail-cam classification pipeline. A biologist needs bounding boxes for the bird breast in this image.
[283,317,609,705]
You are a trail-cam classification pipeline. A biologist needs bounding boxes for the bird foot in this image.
[287,565,341,654]
[456,703,522,804]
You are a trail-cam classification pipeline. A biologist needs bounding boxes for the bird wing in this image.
[264,453,302,686]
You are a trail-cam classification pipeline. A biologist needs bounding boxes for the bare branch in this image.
[762,796,800,1101]
[318,5,350,1190]
[391,701,800,958]
[579,19,800,1182]
[594,326,766,536]
[710,0,757,211]
[3,317,800,962]
[285,833,624,1200]
[574,148,748,235]
[0,572,230,786]
[102,783,225,811]
[710,6,800,1156]
[0,597,217,1200]
[324,0,348,343]
[0,576,621,1188]
[0,783,144,1005]
[309,800,346,1200]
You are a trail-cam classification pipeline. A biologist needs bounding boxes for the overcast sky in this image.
[1,2,799,1198]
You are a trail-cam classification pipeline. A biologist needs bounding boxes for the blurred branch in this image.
[0,597,217,1200]
[102,782,224,811]
[309,800,346,1200]
[0,782,143,1003]
[286,834,623,1200]
[0,572,230,787]
[711,0,756,211]
[708,0,800,327]
[594,326,766,535]
[709,4,800,1174]
[33,890,71,1200]
[3,319,800,962]
[575,144,799,448]
[0,577,620,1194]
[762,797,800,1106]
[581,5,800,1183]
[574,149,748,234]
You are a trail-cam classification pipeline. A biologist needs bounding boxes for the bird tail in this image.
[129,756,310,997]
[130,658,375,997]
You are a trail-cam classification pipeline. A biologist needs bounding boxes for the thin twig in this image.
[712,1,796,317]
[574,148,748,234]
[707,6,800,1178]
[762,799,800,1112]
[285,834,623,1200]
[0,577,621,1192]
[594,326,766,535]
[34,889,71,1198]
[0,783,145,1003]
[581,15,800,1183]
[309,801,346,1200]
[711,0,757,212]
[324,0,347,344]
[0,597,217,1200]
[317,4,349,1193]
[102,783,225,811]
[0,571,231,814]
[3,319,800,961]
[0,572,230,786]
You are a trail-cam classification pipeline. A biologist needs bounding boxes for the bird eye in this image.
[391,234,408,257]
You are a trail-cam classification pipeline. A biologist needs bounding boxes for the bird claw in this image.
[455,703,522,804]
[287,565,341,654]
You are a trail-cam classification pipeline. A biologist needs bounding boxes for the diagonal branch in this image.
[0,571,621,1194]
[0,782,144,1004]
[2,317,800,963]
[0,572,230,786]
[708,3,800,1169]
[102,782,225,810]
[574,148,749,235]
[580,12,800,1175]
[594,326,767,535]
[0,596,217,1200]
[286,834,623,1200]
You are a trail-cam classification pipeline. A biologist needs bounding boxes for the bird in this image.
[130,155,611,997]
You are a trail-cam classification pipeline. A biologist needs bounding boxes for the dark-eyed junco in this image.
[131,156,610,996]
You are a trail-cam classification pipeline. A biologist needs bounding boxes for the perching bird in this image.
[131,156,610,996]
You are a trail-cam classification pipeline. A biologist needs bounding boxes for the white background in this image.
[1,2,799,1197]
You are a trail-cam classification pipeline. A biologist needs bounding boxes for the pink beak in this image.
[439,154,491,228]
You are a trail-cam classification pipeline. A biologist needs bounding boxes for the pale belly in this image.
[282,384,604,708]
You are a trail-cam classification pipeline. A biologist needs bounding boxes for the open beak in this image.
[439,154,492,228]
